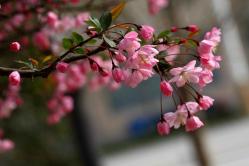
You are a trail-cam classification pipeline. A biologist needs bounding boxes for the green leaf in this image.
[74,47,85,54]
[99,12,112,30]
[186,39,198,48]
[72,32,84,44]
[15,60,34,70]
[87,39,97,45]
[62,38,73,49]
[86,17,102,32]
[103,35,116,48]
[158,30,171,39]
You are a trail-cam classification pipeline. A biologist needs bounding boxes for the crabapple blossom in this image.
[199,96,214,110]
[9,42,21,52]
[0,139,15,153]
[160,80,173,96]
[169,60,202,87]
[148,0,169,15]
[186,24,199,33]
[139,25,155,40]
[157,120,170,136]
[185,116,204,132]
[56,62,69,73]
[8,71,21,86]
[112,68,124,83]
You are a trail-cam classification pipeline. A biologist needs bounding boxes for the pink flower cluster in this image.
[157,27,221,135]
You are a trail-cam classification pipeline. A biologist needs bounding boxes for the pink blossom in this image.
[112,68,124,83]
[46,11,59,28]
[185,116,204,132]
[157,121,170,136]
[9,42,21,52]
[0,139,15,153]
[200,54,222,70]
[169,60,202,87]
[160,80,173,96]
[33,32,50,50]
[61,96,73,113]
[198,69,213,87]
[56,62,69,73]
[9,71,21,86]
[199,96,214,110]
[204,27,221,45]
[148,0,169,15]
[115,52,127,63]
[139,25,155,40]
[124,70,144,88]
[164,109,187,129]
[118,31,141,56]
[75,12,89,27]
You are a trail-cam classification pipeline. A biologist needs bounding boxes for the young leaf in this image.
[158,30,171,39]
[99,12,112,30]
[72,32,84,44]
[87,39,97,45]
[62,38,73,49]
[111,2,126,20]
[74,47,85,54]
[103,35,116,48]
[86,16,102,32]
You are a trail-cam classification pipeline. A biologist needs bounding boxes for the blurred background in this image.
[1,0,249,165]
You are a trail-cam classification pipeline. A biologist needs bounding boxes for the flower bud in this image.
[9,42,21,52]
[170,26,178,32]
[185,116,204,132]
[56,62,68,73]
[8,71,21,86]
[157,121,170,136]
[186,24,199,33]
[112,68,124,83]
[139,25,155,40]
[160,80,173,96]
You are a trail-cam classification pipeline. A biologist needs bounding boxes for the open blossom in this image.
[148,0,169,15]
[164,102,200,129]
[169,60,202,87]
[118,31,141,56]
[185,116,204,132]
[198,27,222,70]
[199,96,214,110]
[157,120,170,136]
[198,69,213,88]
[8,71,21,86]
[139,25,155,40]
[160,81,173,96]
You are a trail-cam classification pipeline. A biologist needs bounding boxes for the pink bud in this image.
[100,69,109,77]
[185,116,204,132]
[9,42,21,52]
[171,26,178,32]
[0,139,15,153]
[157,121,170,136]
[8,71,21,86]
[56,62,68,73]
[115,52,127,62]
[112,68,124,83]
[90,62,98,71]
[61,96,73,113]
[47,11,58,28]
[199,96,214,110]
[186,24,199,33]
[160,80,173,96]
[139,25,155,40]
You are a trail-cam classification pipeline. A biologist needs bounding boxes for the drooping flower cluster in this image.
[0,0,221,153]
